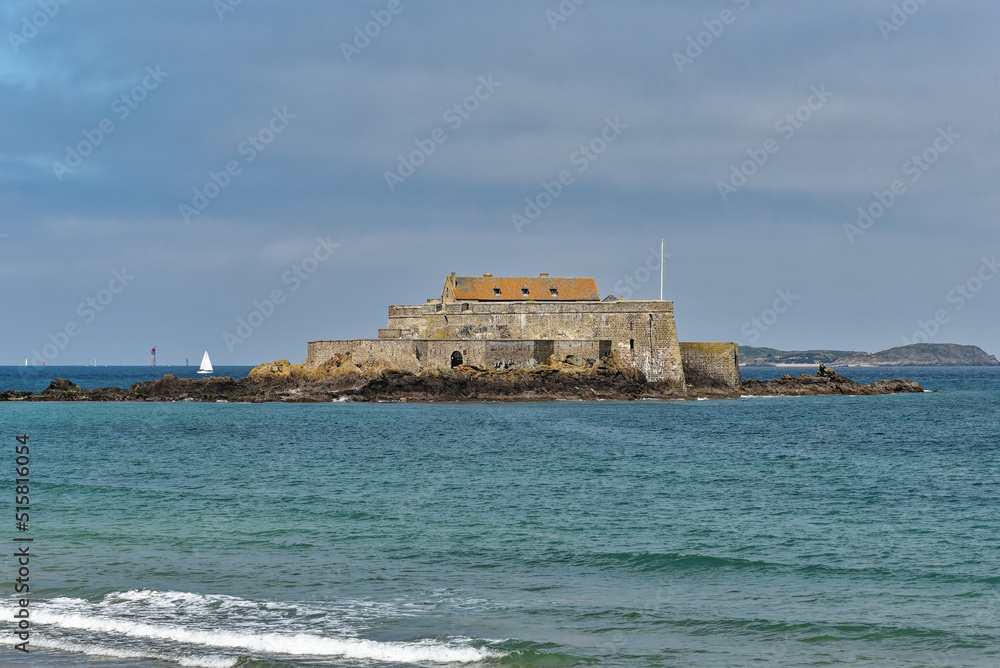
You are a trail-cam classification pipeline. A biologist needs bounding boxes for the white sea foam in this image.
[1,592,500,665]
[33,610,493,663]
[2,590,504,664]
[42,589,399,636]
[101,589,332,618]
[33,637,236,668]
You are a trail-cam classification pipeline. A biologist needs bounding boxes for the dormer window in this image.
[550,287,558,297]
[521,286,530,297]
[493,286,502,297]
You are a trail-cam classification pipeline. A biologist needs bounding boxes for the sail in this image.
[198,351,214,373]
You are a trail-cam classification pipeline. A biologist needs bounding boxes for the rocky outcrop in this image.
[0,361,925,403]
[740,364,925,396]
[356,357,653,402]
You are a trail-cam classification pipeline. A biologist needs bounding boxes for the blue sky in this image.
[2,0,998,365]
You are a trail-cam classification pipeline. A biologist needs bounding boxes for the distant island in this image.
[740,343,999,367]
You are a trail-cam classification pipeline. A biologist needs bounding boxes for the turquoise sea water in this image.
[1,366,999,667]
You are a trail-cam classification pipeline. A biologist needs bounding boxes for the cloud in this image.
[2,1,999,362]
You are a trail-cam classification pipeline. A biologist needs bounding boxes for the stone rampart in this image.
[384,300,683,384]
[306,338,610,372]
[679,342,741,389]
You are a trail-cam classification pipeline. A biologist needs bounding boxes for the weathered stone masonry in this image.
[680,342,741,389]
[306,273,740,390]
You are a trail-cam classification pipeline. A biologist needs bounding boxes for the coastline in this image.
[741,363,981,368]
[0,360,925,403]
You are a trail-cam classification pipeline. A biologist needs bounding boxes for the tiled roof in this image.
[450,275,600,301]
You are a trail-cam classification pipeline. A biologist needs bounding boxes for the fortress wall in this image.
[384,301,684,384]
[305,340,354,368]
[306,339,423,373]
[387,300,675,339]
[553,340,608,362]
[422,340,486,368]
[679,342,741,389]
[483,340,535,368]
[306,338,611,372]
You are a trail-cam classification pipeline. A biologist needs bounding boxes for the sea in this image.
[1,365,998,667]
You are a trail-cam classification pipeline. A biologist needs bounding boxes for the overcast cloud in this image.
[2,0,998,365]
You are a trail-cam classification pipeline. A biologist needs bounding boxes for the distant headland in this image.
[740,343,998,367]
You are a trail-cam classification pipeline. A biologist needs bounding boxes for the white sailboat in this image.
[197,351,214,374]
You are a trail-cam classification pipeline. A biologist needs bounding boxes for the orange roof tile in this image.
[450,275,600,301]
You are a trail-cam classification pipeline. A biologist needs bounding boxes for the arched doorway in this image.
[450,351,464,368]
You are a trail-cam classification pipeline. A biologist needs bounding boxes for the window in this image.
[630,339,635,350]
[493,287,501,297]
[521,287,530,297]
[550,287,558,297]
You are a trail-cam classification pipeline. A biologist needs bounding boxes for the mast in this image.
[659,239,664,301]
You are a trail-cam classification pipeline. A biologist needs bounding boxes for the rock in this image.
[44,378,81,393]
[0,362,925,403]
[0,391,33,401]
[37,379,84,399]
[869,378,925,393]
[740,367,924,397]
[246,359,295,383]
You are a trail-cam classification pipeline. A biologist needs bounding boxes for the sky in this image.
[2,0,999,366]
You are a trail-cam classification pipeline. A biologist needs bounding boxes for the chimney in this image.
[539,272,549,278]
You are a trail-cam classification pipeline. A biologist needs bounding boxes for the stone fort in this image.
[306,273,740,390]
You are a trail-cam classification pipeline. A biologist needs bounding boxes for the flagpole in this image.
[659,238,664,301]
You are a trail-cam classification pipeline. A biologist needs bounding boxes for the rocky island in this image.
[0,273,936,402]
[0,357,924,403]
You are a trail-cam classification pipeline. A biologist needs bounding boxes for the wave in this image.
[553,549,1000,586]
[0,590,504,666]
[35,612,493,663]
[645,614,976,649]
[567,549,771,573]
[33,637,236,668]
